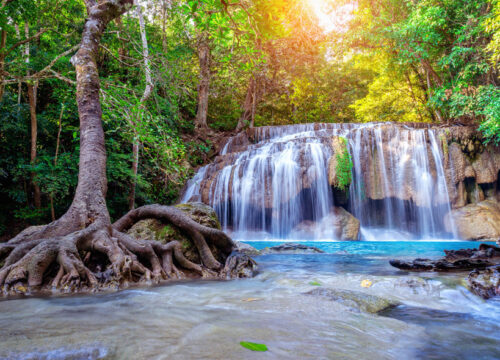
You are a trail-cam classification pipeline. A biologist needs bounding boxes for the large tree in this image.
[0,0,243,295]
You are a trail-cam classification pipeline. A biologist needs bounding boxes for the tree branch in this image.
[33,44,80,78]
[6,29,48,55]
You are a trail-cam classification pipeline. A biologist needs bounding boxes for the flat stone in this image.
[305,288,396,313]
[261,243,325,254]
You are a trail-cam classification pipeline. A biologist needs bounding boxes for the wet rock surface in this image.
[260,243,325,254]
[305,288,396,313]
[183,123,500,239]
[468,265,500,299]
[444,200,500,241]
[390,244,500,299]
[222,251,258,279]
[234,241,261,256]
[389,244,500,273]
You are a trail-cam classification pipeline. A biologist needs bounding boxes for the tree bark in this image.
[236,75,262,131]
[128,3,154,210]
[27,81,41,208]
[0,29,6,101]
[23,23,42,209]
[195,38,210,130]
[0,0,245,296]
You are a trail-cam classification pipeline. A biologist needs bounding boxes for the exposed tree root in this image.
[0,205,253,297]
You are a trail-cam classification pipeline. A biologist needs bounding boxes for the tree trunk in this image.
[236,75,262,131]
[0,29,6,101]
[0,0,245,296]
[195,39,210,130]
[27,81,41,208]
[23,23,41,209]
[128,3,154,210]
[50,104,65,221]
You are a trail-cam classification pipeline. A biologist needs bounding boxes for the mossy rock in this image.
[127,202,224,264]
[174,202,221,230]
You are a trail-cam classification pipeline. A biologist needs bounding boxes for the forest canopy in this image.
[0,0,499,237]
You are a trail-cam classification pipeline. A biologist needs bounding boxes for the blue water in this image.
[0,240,498,359]
[243,240,500,360]
[246,240,491,257]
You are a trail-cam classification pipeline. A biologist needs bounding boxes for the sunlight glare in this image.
[307,0,356,33]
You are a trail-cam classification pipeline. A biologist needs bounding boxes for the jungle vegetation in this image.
[0,0,499,237]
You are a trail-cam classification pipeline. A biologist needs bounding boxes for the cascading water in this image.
[182,123,458,240]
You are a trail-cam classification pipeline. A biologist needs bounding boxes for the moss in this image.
[174,202,221,229]
[439,133,449,157]
[156,224,177,241]
[335,137,353,191]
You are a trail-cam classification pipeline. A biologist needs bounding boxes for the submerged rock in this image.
[261,243,325,254]
[305,288,396,313]
[468,265,500,299]
[444,200,500,241]
[389,244,500,272]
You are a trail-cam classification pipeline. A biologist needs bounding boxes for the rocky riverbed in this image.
[0,240,498,359]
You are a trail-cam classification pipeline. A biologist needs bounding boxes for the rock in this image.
[223,251,258,279]
[174,202,221,229]
[468,265,500,299]
[234,241,261,256]
[260,243,325,254]
[329,207,360,240]
[128,202,226,264]
[444,200,500,240]
[305,288,396,313]
[389,244,500,272]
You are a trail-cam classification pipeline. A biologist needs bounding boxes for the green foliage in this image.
[477,86,500,144]
[0,0,498,236]
[240,342,268,352]
[335,137,353,192]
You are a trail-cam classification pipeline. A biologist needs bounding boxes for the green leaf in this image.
[309,281,321,286]
[240,341,268,352]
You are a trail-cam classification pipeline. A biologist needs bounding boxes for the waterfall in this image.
[182,123,459,240]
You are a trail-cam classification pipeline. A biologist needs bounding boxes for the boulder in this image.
[234,241,261,256]
[468,265,500,299]
[444,200,500,241]
[128,202,225,264]
[329,207,360,240]
[222,252,257,279]
[305,288,396,313]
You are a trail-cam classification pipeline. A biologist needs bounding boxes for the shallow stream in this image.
[0,240,499,360]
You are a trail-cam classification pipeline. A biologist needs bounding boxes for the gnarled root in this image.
[0,204,247,296]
